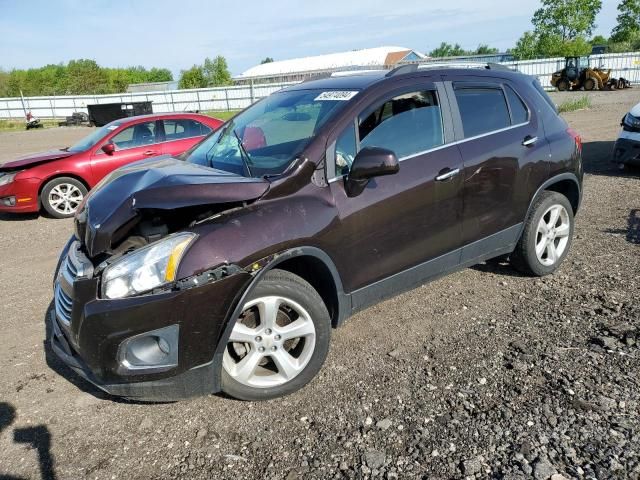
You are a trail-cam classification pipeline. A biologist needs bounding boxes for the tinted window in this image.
[110,121,157,149]
[163,119,211,141]
[455,88,510,138]
[532,79,558,113]
[504,85,529,124]
[335,122,357,177]
[359,90,443,159]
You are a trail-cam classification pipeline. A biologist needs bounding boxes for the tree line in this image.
[430,0,639,59]
[0,60,173,97]
[1,0,638,97]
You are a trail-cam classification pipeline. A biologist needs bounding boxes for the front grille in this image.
[54,241,94,326]
[54,283,73,325]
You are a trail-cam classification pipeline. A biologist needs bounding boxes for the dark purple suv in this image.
[50,65,583,401]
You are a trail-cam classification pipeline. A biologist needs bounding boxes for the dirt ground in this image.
[0,89,639,480]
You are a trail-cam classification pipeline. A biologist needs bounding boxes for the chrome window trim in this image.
[328,120,530,183]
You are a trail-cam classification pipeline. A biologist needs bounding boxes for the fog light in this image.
[2,196,16,207]
[118,324,179,373]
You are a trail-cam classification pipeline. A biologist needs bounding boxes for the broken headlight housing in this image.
[0,172,19,187]
[622,113,640,131]
[102,232,196,299]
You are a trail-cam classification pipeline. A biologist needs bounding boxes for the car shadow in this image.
[582,140,640,178]
[604,209,640,244]
[0,402,57,480]
[470,257,529,278]
[43,302,174,406]
[0,212,40,222]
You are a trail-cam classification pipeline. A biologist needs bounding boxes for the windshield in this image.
[67,123,118,152]
[185,89,357,177]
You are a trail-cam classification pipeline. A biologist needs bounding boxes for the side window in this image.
[163,119,211,141]
[335,122,357,177]
[504,85,529,125]
[454,87,510,138]
[110,122,157,149]
[358,90,443,159]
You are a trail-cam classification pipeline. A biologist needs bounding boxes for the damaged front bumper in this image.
[49,241,252,401]
[613,133,640,167]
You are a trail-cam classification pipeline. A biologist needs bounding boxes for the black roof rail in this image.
[385,64,419,77]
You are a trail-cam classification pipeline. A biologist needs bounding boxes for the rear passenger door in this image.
[161,118,212,156]
[444,78,549,250]
[327,81,465,294]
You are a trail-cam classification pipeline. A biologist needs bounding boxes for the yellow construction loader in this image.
[551,56,631,91]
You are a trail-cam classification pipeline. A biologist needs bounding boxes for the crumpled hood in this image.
[76,156,269,257]
[0,150,75,172]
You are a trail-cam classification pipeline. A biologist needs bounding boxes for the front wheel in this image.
[221,269,331,401]
[41,177,88,219]
[510,191,574,276]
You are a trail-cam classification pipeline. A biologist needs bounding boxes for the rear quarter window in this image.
[454,87,511,138]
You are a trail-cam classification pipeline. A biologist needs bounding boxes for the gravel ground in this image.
[0,90,639,480]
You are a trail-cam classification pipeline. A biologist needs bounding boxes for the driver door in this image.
[90,120,162,182]
[326,82,464,303]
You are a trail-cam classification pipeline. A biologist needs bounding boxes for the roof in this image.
[236,46,425,79]
[284,65,526,92]
[106,112,217,127]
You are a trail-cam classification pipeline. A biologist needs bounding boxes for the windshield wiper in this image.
[232,129,254,177]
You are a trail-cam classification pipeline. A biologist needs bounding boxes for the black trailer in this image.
[87,101,153,127]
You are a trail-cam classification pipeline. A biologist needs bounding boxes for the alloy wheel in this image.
[223,296,316,388]
[535,204,571,266]
[48,183,84,215]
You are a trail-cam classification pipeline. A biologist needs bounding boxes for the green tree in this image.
[0,69,9,97]
[428,42,470,57]
[66,59,109,94]
[260,57,274,64]
[590,34,609,45]
[610,0,640,43]
[147,67,173,82]
[203,56,232,86]
[474,44,499,55]
[512,31,541,59]
[532,0,602,41]
[179,65,207,89]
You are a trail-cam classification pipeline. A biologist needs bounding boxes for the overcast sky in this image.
[0,0,620,77]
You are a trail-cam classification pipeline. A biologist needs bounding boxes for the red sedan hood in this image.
[0,150,75,172]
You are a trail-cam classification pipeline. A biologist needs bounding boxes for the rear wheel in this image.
[41,177,87,219]
[583,78,597,91]
[511,191,574,276]
[221,269,331,401]
[556,78,570,91]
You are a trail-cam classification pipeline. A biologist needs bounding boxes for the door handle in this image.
[435,168,460,182]
[522,136,538,147]
[143,150,157,156]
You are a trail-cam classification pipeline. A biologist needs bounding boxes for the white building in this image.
[234,46,426,84]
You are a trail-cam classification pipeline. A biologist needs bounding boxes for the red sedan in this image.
[0,113,222,218]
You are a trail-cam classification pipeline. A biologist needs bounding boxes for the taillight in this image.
[566,128,582,153]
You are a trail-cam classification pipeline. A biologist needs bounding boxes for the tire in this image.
[556,79,570,91]
[221,269,331,401]
[41,177,88,219]
[618,78,626,89]
[583,78,596,91]
[510,191,574,277]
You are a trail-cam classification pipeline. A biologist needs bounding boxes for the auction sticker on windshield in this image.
[315,91,359,101]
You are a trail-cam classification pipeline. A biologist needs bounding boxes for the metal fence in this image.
[1,51,639,120]
[0,81,297,120]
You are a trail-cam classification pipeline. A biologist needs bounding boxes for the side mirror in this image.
[345,146,399,197]
[101,143,116,155]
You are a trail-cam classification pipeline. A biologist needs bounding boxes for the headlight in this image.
[0,172,19,186]
[623,113,640,130]
[102,233,196,299]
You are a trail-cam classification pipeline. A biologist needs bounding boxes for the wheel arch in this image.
[210,247,350,393]
[38,172,91,199]
[520,173,581,239]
